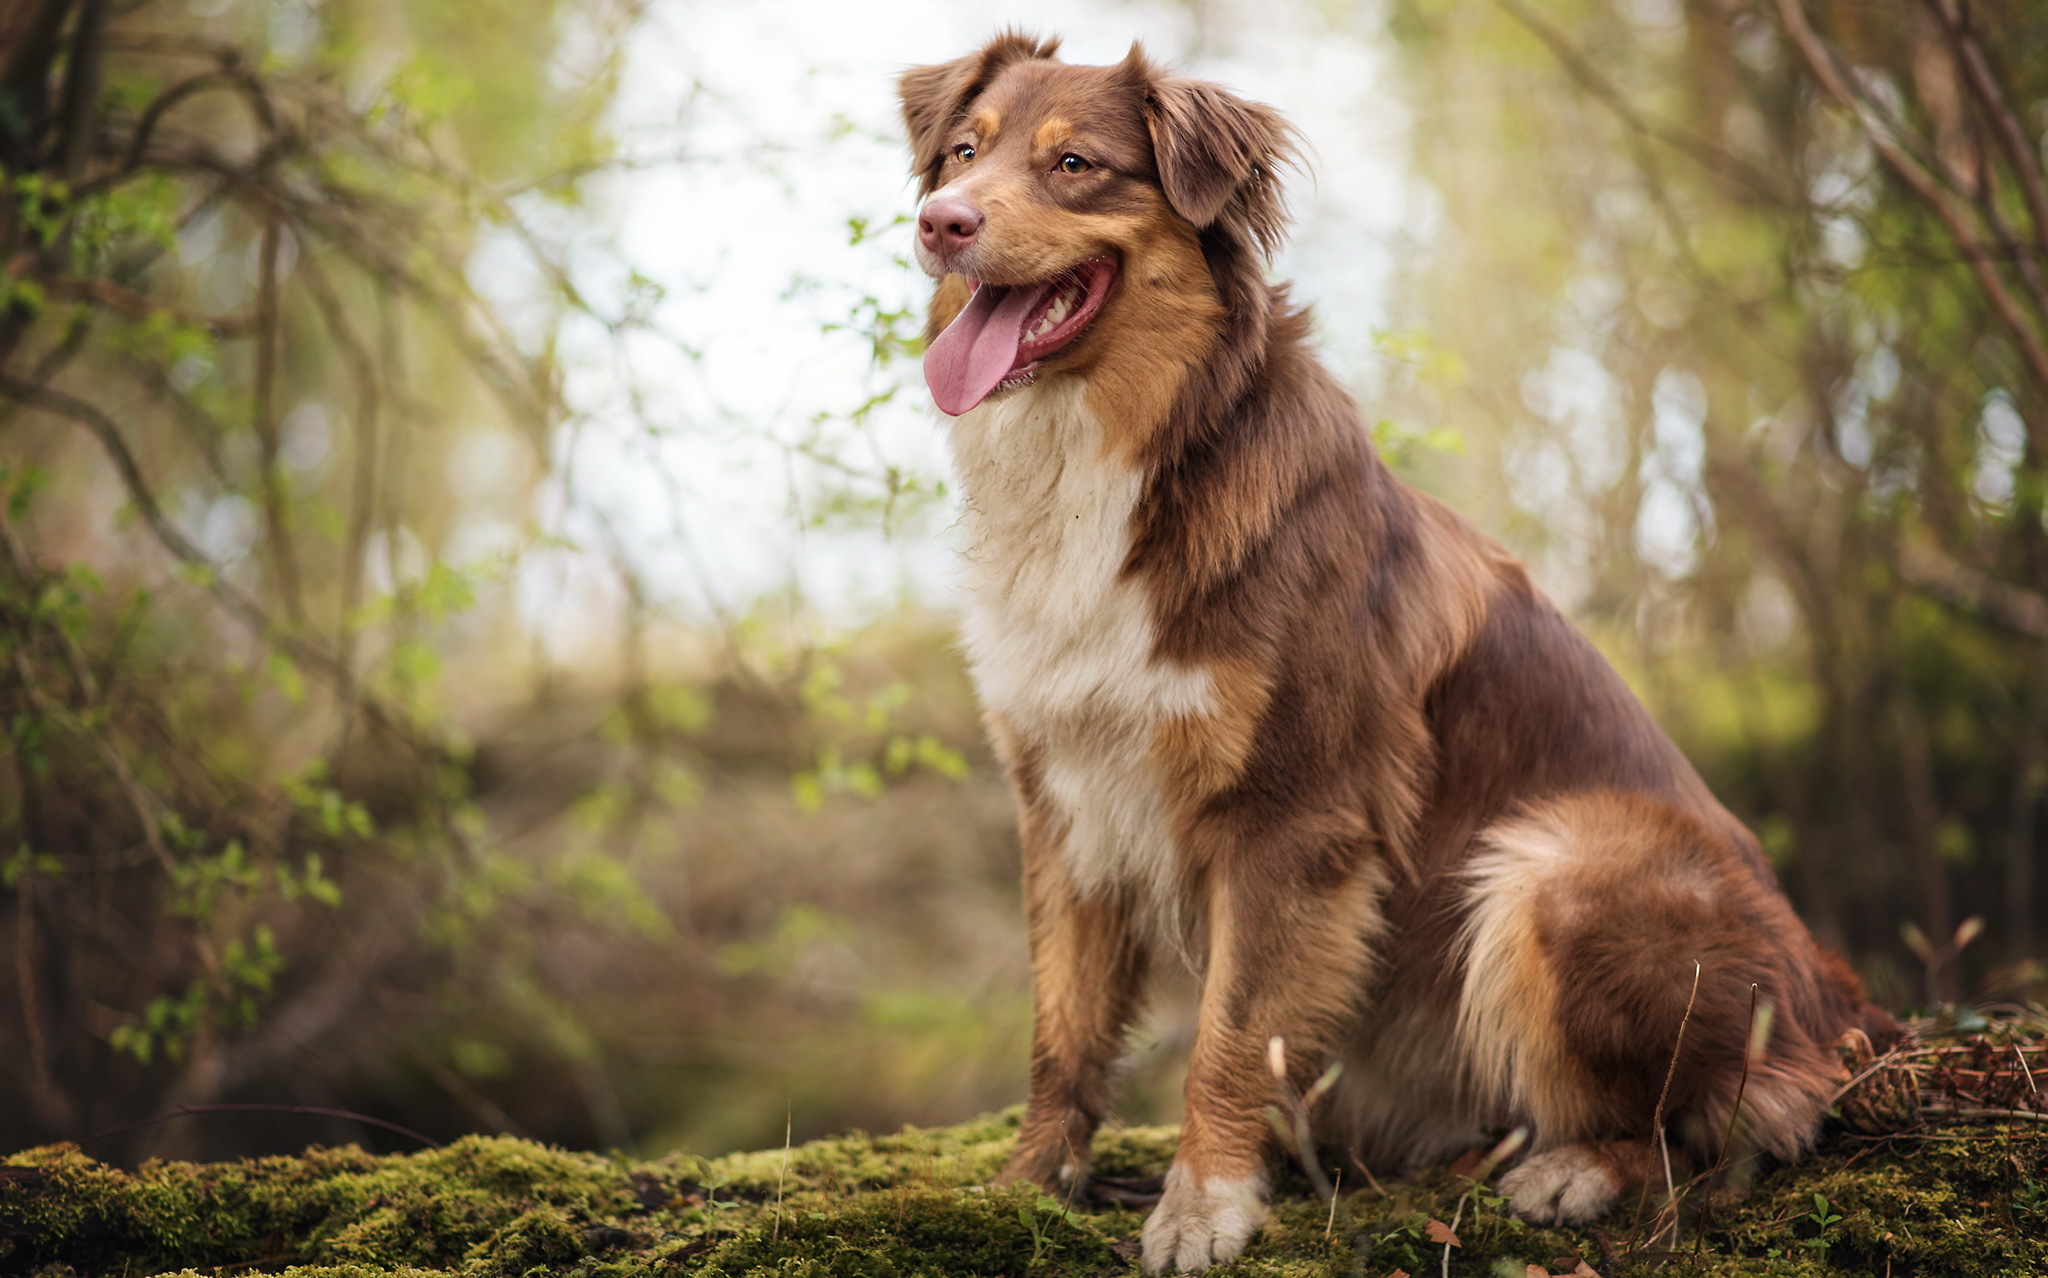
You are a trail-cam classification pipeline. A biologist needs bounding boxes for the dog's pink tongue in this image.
[924,282,1046,416]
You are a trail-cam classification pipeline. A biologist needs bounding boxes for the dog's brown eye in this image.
[1058,154,1090,174]
[953,144,976,163]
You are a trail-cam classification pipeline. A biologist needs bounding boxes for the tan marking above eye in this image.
[972,108,1001,141]
[1033,117,1072,151]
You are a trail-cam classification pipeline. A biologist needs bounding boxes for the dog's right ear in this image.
[900,32,1061,194]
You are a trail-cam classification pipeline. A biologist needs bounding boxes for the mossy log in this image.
[3,1107,2046,1278]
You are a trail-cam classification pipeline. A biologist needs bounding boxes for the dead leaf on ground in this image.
[1447,1145,1489,1177]
[1425,1218,1461,1247]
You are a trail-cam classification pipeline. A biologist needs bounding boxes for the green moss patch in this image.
[4,1111,2044,1277]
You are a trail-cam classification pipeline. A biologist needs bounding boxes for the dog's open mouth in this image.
[923,257,1118,416]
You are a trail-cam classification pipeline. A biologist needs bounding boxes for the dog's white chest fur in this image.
[949,379,1213,908]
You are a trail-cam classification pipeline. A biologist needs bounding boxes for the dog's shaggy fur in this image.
[900,35,1898,1274]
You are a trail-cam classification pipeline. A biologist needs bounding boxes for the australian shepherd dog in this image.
[900,34,1896,1274]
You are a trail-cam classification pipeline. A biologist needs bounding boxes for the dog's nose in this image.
[918,196,984,258]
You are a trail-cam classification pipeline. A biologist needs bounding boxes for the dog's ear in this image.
[1125,45,1296,259]
[900,32,1061,194]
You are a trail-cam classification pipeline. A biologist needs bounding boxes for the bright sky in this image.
[515,0,1423,652]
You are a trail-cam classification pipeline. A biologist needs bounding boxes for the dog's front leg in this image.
[1142,861,1384,1275]
[995,804,1151,1196]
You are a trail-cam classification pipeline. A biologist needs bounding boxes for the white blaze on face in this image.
[949,377,1214,927]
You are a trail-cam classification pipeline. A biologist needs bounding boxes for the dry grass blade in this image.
[773,1103,792,1242]
[1629,959,1701,1250]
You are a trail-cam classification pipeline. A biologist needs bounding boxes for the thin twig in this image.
[1325,1166,1341,1242]
[79,1102,440,1150]
[1918,1105,2048,1122]
[1440,1187,1465,1278]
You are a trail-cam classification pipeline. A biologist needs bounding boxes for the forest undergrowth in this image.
[6,1017,2048,1278]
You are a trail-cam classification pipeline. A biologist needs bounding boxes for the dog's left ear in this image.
[1123,45,1296,259]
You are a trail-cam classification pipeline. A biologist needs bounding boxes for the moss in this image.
[4,1117,2045,1278]
[692,1186,1121,1278]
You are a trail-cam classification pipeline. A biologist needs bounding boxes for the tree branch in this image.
[1494,0,1792,206]
[250,215,305,628]
[1778,0,2048,458]
[55,0,106,180]
[1925,0,2048,268]
[1898,536,2048,639]
[36,274,255,336]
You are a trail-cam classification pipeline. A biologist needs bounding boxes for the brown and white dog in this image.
[900,34,1896,1274]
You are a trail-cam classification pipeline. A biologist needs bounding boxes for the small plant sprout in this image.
[1265,1034,1375,1273]
[1264,1035,1343,1199]
[1900,915,1985,1007]
[1803,1192,1844,1255]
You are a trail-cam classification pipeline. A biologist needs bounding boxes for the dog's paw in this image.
[1499,1145,1630,1225]
[1140,1164,1269,1274]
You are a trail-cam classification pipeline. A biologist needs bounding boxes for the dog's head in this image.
[900,34,1295,416]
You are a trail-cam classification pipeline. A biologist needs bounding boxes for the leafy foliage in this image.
[0,0,976,1160]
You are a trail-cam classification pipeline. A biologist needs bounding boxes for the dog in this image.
[900,34,1897,1274]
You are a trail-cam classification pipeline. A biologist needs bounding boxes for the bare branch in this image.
[116,69,240,175]
[1897,536,2048,640]
[1494,0,1792,206]
[290,246,382,740]
[36,274,255,336]
[250,215,305,628]
[1925,0,2048,268]
[1778,0,2048,457]
[56,0,107,180]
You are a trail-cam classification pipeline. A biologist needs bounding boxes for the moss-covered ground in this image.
[4,1110,2045,1278]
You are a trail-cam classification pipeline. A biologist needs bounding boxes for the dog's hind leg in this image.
[1458,792,1865,1225]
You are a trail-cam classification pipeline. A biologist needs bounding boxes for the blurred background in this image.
[1,0,2043,1164]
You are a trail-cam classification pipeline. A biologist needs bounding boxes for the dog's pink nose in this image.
[919,196,984,259]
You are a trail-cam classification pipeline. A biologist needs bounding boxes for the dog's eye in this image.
[952,144,976,163]
[1058,154,1090,174]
